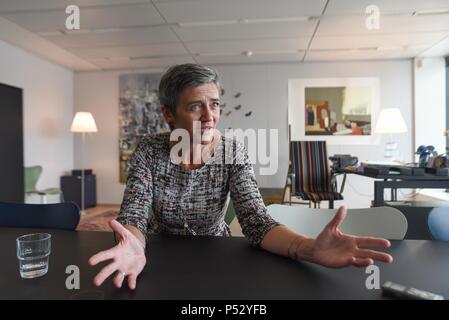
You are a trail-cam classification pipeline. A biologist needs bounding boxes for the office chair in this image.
[267,204,407,240]
[0,202,80,230]
[428,207,449,241]
[25,165,64,203]
[284,140,343,209]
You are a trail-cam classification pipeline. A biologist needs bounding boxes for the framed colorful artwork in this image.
[288,77,380,145]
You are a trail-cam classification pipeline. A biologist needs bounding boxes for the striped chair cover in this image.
[290,141,343,203]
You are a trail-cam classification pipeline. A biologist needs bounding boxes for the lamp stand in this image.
[80,132,86,215]
[384,133,399,160]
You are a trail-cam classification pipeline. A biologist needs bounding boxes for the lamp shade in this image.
[70,112,98,133]
[374,108,407,134]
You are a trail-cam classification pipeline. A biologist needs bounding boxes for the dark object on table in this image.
[398,167,413,176]
[234,104,241,110]
[364,166,390,176]
[434,154,449,168]
[425,167,449,176]
[61,174,96,209]
[329,154,358,170]
[382,281,444,300]
[72,169,93,176]
[412,167,425,176]
[245,111,252,117]
[416,145,435,167]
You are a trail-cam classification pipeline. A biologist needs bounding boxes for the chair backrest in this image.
[267,204,408,240]
[290,141,331,193]
[0,202,80,230]
[24,165,42,193]
[428,207,449,241]
[223,193,235,225]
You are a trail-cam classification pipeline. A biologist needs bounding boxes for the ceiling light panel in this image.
[304,47,423,61]
[1,3,164,32]
[310,32,449,50]
[70,42,188,59]
[185,37,309,55]
[317,14,449,36]
[324,0,449,16]
[195,52,304,65]
[154,0,326,23]
[91,55,195,70]
[174,20,317,42]
[42,26,179,48]
[0,0,148,12]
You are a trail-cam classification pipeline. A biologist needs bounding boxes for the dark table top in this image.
[1,228,449,300]
[335,169,449,181]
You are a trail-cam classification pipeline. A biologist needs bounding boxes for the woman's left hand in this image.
[305,206,393,268]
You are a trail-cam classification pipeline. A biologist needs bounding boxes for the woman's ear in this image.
[161,105,174,127]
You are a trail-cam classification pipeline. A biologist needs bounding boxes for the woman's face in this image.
[162,83,221,145]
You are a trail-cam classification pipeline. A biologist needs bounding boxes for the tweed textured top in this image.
[116,132,280,246]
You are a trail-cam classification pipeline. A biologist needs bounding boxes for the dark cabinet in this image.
[60,174,97,208]
[0,83,24,203]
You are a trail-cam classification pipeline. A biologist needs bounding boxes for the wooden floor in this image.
[84,204,120,215]
[77,204,120,232]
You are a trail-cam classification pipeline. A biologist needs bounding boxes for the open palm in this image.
[312,206,393,268]
[88,220,147,289]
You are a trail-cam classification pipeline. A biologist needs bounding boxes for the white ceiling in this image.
[0,0,448,71]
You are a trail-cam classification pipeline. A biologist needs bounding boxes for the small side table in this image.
[60,174,97,209]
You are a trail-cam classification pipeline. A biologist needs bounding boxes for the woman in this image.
[89,64,392,290]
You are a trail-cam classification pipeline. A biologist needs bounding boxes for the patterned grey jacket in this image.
[116,132,279,246]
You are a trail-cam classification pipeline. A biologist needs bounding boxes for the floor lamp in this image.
[70,112,98,215]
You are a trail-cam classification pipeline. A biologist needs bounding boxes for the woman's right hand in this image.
[88,220,147,290]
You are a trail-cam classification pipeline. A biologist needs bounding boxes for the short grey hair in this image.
[158,63,221,116]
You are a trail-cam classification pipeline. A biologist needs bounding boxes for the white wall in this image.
[0,40,74,201]
[74,71,136,204]
[74,60,413,208]
[414,57,446,154]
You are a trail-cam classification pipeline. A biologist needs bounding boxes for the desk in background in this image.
[334,168,449,207]
[0,228,448,300]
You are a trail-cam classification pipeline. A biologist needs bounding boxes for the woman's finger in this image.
[356,236,391,248]
[326,206,347,231]
[109,220,129,239]
[113,271,126,289]
[88,247,116,266]
[352,257,374,268]
[128,274,137,290]
[93,262,118,287]
[356,248,393,263]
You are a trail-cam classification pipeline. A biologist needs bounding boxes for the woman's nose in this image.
[201,104,214,120]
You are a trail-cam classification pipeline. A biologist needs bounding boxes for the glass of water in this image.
[16,233,51,279]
